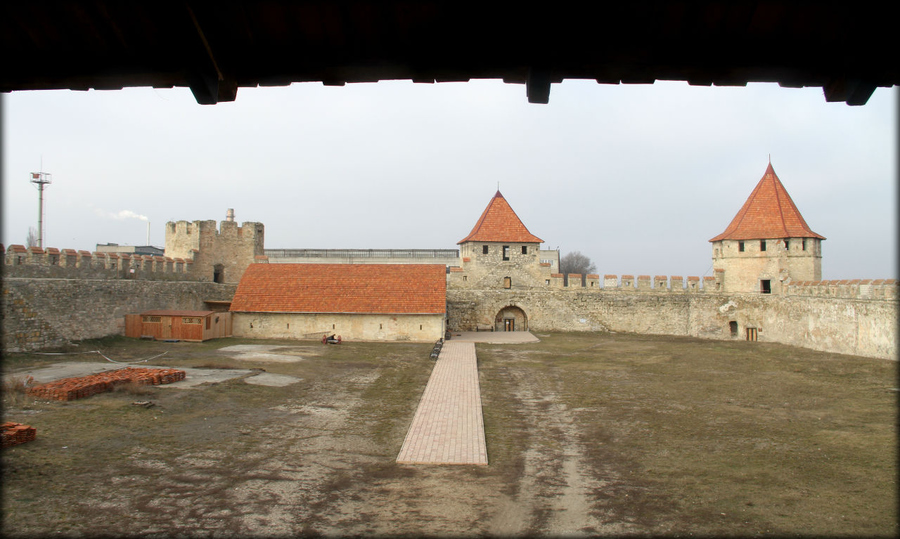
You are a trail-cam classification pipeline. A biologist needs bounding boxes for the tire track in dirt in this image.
[486,355,637,536]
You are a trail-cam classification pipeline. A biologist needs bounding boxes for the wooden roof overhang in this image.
[2,1,895,106]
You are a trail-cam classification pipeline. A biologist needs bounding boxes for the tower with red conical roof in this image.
[710,162,825,294]
[453,190,557,299]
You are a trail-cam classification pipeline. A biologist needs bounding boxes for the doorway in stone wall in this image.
[495,306,527,332]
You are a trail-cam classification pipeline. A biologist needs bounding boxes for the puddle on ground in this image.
[218,344,308,363]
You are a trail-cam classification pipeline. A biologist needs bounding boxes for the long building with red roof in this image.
[230,263,446,342]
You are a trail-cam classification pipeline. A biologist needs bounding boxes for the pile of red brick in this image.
[26,367,186,401]
[2,422,37,448]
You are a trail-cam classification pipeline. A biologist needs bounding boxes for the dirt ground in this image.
[2,333,896,537]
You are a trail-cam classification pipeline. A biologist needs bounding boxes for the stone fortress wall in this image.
[4,244,194,280]
[443,237,896,360]
[3,193,897,359]
[446,273,897,360]
[2,213,260,353]
[1,243,235,353]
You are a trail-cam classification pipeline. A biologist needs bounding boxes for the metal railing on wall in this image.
[265,249,459,259]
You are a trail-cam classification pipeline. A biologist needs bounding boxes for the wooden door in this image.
[161,317,173,340]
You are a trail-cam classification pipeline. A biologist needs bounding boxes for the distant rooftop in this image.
[95,244,164,256]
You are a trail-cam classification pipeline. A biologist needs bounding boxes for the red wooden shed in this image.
[125,310,232,342]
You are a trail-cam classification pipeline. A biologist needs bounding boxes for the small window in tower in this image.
[802,239,807,250]
[503,277,512,289]
[784,239,790,250]
[483,245,489,254]
[760,240,767,252]
[522,246,528,255]
[738,241,745,252]
[760,280,771,294]
[503,246,509,260]
[463,275,467,281]
[545,279,550,285]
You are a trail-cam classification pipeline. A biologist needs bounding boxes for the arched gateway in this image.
[495,306,527,332]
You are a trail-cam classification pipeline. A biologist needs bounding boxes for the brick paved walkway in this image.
[396,341,488,465]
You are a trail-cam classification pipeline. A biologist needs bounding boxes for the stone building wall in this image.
[232,312,444,342]
[452,241,549,290]
[711,237,823,294]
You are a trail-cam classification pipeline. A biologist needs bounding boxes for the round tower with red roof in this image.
[709,163,825,294]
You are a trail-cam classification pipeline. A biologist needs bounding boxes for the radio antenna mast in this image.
[30,168,52,248]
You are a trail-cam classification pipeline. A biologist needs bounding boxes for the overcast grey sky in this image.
[2,80,896,280]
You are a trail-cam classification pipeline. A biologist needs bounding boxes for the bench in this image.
[430,339,443,359]
[476,324,494,332]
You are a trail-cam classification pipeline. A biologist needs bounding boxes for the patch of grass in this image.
[191,362,241,370]
[111,381,156,396]
[2,375,35,409]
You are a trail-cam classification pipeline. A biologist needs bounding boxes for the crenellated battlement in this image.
[164,212,264,284]
[590,274,723,292]
[165,218,263,241]
[449,266,727,293]
[784,279,897,300]
[3,244,194,280]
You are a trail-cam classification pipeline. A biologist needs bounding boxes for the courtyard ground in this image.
[2,332,896,537]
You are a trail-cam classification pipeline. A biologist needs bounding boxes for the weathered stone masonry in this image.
[2,243,235,352]
[2,276,235,352]
[447,280,897,359]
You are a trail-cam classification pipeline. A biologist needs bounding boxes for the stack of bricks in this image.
[26,367,186,401]
[2,422,37,448]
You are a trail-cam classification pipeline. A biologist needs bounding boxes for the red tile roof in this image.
[458,191,543,244]
[230,264,446,315]
[710,163,825,242]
